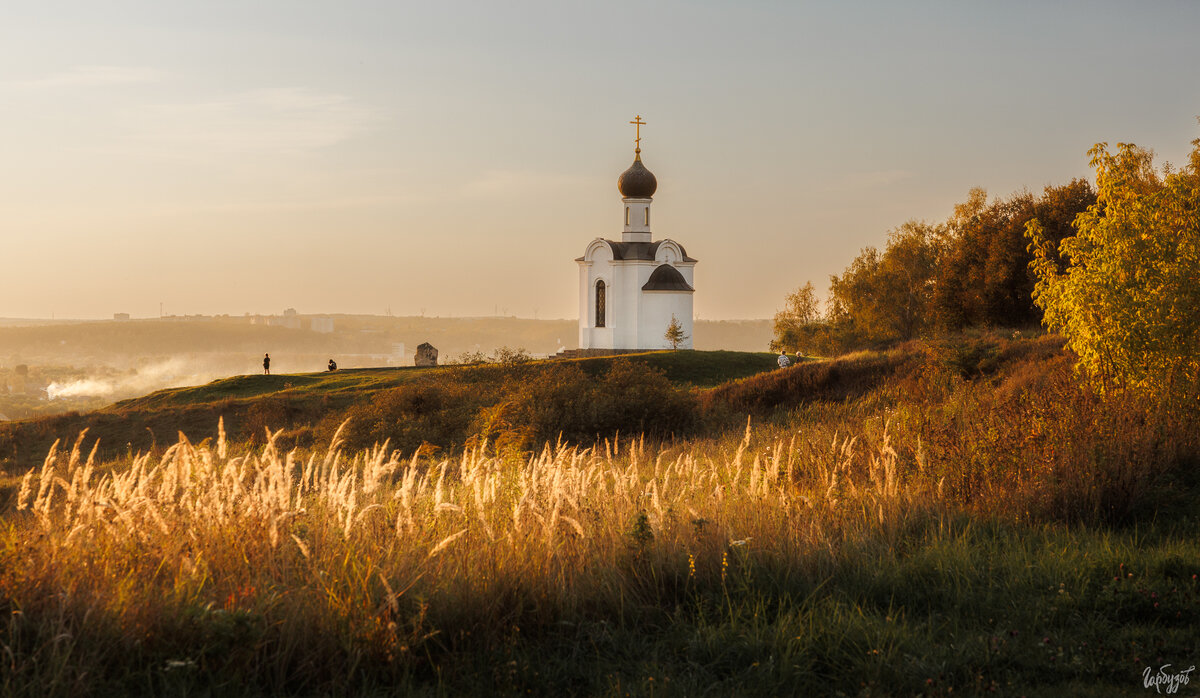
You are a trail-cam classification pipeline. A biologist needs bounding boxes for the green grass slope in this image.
[117,349,778,411]
[0,351,779,473]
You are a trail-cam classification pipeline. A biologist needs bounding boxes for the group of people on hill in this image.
[261,353,337,375]
[777,350,805,368]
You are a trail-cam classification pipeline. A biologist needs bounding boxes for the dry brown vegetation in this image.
[2,336,1198,695]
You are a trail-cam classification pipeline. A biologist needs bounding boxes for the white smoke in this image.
[46,378,115,399]
[45,357,227,401]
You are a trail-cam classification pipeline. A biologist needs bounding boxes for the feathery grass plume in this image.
[427,529,468,559]
[291,534,311,559]
[34,438,61,512]
[560,515,586,539]
[16,469,35,511]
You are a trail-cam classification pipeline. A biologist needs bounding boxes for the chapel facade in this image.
[576,117,696,351]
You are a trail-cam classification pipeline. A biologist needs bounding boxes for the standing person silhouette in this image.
[263,353,271,375]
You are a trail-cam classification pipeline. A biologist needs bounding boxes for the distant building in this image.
[113,313,130,321]
[577,117,696,350]
[381,343,406,366]
[310,317,335,333]
[276,316,301,329]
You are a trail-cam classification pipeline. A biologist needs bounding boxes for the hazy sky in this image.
[3,1,1199,320]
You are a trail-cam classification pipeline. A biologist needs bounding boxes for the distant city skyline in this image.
[3,1,1199,320]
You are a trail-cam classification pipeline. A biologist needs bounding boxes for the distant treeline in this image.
[0,316,772,368]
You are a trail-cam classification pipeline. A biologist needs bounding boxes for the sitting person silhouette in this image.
[327,359,337,372]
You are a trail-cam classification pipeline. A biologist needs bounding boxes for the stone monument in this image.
[414,342,438,367]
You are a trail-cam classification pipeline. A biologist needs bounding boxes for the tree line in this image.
[773,178,1096,355]
[775,134,1200,402]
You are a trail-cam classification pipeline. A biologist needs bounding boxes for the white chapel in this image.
[577,117,696,351]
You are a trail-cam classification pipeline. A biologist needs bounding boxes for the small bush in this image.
[700,350,920,417]
[243,397,294,444]
[332,379,490,454]
[327,358,697,456]
[473,360,697,451]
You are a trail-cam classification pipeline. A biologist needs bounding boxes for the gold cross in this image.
[629,115,646,152]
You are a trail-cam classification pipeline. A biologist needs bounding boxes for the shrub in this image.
[1028,140,1200,401]
[333,379,490,454]
[243,397,294,445]
[473,360,697,451]
[700,350,920,417]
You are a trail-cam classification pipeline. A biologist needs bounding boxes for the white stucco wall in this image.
[577,239,612,349]
[622,197,652,242]
[640,290,693,349]
[578,245,694,350]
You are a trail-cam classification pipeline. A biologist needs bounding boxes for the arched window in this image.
[645,207,650,225]
[625,207,630,225]
[595,280,606,328]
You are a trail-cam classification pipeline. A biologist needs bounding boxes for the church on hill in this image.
[576,116,696,351]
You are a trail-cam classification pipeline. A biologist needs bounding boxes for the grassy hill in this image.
[0,334,1078,474]
[0,350,780,472]
[118,349,779,410]
[0,332,1077,478]
[2,332,1199,695]
[0,316,774,422]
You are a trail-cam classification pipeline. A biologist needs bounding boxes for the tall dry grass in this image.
[2,414,942,692]
[2,348,1196,694]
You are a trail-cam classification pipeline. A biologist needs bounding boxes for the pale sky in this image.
[3,1,1199,320]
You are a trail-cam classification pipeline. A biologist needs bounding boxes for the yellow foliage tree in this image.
[769,281,821,353]
[1027,139,1200,397]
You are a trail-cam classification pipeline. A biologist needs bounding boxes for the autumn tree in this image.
[1028,178,1099,277]
[932,182,1095,330]
[1028,140,1200,397]
[774,173,1094,354]
[828,221,941,344]
[664,314,688,350]
[769,281,823,353]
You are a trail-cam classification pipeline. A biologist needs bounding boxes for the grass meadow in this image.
[1,334,1198,696]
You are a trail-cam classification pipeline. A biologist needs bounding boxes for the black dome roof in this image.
[642,264,694,292]
[617,153,657,198]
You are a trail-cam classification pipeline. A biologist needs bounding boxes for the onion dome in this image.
[617,152,658,198]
